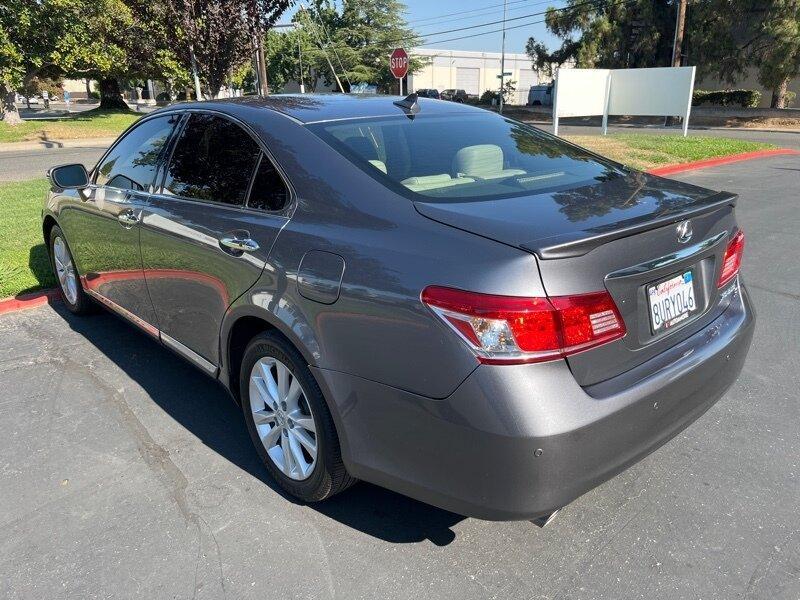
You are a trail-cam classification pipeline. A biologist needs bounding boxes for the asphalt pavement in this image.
[0,145,108,182]
[1,155,799,600]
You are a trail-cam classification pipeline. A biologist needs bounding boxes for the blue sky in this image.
[404,0,565,54]
[281,0,565,55]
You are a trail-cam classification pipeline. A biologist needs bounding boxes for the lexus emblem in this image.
[676,220,693,244]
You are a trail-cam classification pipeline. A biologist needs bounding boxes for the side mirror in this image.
[47,163,89,189]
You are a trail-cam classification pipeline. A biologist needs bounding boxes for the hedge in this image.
[692,89,762,108]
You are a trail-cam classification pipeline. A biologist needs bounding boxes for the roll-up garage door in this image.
[516,69,539,105]
[456,68,480,96]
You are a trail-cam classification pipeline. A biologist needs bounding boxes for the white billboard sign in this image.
[553,66,696,136]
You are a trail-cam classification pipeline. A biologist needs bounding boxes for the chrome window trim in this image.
[154,108,296,216]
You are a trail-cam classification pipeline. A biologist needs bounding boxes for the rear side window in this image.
[95,114,178,191]
[247,154,289,211]
[163,113,260,205]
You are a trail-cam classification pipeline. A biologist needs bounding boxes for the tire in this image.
[48,225,93,315]
[240,331,356,502]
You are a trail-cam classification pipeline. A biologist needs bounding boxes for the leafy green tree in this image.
[1,0,186,121]
[266,27,308,92]
[528,0,799,109]
[128,0,292,99]
[689,0,799,107]
[294,0,424,92]
[526,0,676,73]
[0,14,24,123]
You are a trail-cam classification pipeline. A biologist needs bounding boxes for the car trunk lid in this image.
[413,172,740,385]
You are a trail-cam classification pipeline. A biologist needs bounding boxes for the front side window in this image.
[309,113,624,202]
[163,113,260,205]
[95,114,178,191]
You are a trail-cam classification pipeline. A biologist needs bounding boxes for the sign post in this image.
[390,48,409,96]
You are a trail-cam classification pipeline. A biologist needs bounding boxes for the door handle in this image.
[220,236,260,252]
[117,210,139,227]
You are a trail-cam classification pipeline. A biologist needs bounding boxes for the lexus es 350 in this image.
[42,94,754,521]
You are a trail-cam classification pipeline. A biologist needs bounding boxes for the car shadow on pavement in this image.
[60,307,464,546]
[26,244,58,293]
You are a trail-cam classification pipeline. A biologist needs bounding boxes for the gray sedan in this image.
[42,94,754,522]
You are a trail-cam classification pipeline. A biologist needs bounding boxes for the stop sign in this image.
[389,48,409,79]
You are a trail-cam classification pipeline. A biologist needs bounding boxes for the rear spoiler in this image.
[522,191,738,260]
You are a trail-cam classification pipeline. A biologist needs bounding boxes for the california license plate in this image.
[647,270,698,334]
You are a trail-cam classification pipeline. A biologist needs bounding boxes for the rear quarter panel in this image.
[226,109,545,399]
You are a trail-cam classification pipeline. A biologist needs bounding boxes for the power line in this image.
[409,0,561,29]
[303,0,352,87]
[418,0,634,47]
[297,0,622,53]
[405,5,572,40]
[298,5,346,91]
[282,0,632,68]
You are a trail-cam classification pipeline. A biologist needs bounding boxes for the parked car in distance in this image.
[415,88,440,99]
[441,88,469,103]
[43,94,754,522]
[528,84,553,106]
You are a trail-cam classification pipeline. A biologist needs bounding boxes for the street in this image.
[0,145,107,182]
[1,154,798,599]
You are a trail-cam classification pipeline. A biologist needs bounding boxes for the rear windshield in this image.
[308,113,624,202]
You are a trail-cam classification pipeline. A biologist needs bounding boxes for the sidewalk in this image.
[0,137,117,153]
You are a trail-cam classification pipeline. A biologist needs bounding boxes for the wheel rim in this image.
[249,357,318,481]
[53,236,78,305]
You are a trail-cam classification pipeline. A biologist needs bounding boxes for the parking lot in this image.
[1,155,798,599]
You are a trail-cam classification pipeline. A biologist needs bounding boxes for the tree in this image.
[689,0,800,108]
[1,0,182,121]
[528,0,800,109]
[246,0,293,95]
[0,12,24,124]
[128,0,292,99]
[265,27,309,92]
[526,0,676,72]
[293,0,424,93]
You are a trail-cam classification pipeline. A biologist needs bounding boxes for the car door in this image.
[140,111,292,369]
[57,113,180,332]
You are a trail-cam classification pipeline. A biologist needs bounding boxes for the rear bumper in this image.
[314,280,755,520]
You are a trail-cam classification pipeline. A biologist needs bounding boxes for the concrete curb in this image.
[0,138,116,153]
[0,289,61,315]
[647,148,800,176]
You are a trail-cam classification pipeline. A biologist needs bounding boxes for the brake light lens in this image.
[421,286,626,364]
[717,229,745,288]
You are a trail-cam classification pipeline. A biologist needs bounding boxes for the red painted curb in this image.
[647,148,800,176]
[0,289,61,315]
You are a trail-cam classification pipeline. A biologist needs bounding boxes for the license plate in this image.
[647,270,698,334]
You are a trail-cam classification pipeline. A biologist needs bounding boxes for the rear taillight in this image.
[717,229,745,288]
[421,286,626,365]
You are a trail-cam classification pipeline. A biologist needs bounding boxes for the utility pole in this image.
[499,0,508,114]
[298,35,305,93]
[671,0,687,67]
[255,32,269,95]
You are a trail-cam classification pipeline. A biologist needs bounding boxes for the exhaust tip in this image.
[530,509,561,528]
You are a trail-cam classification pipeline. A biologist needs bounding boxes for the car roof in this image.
[168,94,482,124]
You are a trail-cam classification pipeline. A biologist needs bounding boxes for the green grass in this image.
[0,109,141,144]
[566,134,776,171]
[0,178,55,298]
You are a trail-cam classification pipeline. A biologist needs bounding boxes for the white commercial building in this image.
[408,48,551,105]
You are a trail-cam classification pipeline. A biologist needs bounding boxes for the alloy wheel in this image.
[53,236,78,305]
[249,357,318,481]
